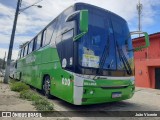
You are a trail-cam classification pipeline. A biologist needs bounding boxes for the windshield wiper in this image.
[93,37,110,79]
[98,36,110,74]
[116,42,132,75]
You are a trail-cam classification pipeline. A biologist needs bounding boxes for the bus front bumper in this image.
[73,85,135,105]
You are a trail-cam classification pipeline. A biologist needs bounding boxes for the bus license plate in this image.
[112,92,122,98]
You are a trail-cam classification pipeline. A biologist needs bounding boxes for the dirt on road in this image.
[0,80,35,111]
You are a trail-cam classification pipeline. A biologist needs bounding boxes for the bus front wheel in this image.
[43,76,52,99]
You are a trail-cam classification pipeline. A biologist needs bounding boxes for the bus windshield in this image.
[78,10,134,75]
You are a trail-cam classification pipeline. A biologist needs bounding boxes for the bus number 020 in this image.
[62,78,70,86]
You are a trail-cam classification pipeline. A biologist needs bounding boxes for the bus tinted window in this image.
[33,38,36,51]
[43,27,52,46]
[21,48,24,58]
[24,45,28,56]
[42,30,47,46]
[35,34,42,50]
[28,40,33,54]
[62,29,73,40]
[43,21,57,46]
[18,50,21,59]
[56,7,74,36]
[19,50,21,58]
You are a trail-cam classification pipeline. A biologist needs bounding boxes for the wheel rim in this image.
[44,79,50,95]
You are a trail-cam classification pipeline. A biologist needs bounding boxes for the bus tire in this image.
[43,76,52,99]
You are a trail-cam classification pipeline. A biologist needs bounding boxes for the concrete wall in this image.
[133,33,160,88]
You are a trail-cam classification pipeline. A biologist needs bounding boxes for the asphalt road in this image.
[46,87,160,120]
[47,87,160,111]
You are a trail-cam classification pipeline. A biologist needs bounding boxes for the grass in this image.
[20,90,54,111]
[33,97,53,111]
[10,81,30,92]
[10,79,54,111]
[9,78,17,83]
[20,89,41,101]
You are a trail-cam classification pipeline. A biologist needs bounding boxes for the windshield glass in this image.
[111,14,134,74]
[78,10,134,76]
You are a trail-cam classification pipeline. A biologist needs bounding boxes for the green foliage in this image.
[33,98,54,111]
[9,79,17,84]
[10,81,30,92]
[20,90,41,101]
[10,80,54,111]
[20,90,53,111]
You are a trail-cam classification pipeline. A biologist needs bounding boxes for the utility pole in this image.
[137,0,143,36]
[3,0,42,83]
[3,0,21,84]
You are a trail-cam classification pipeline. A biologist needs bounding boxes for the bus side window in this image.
[19,50,21,58]
[55,17,62,44]
[42,30,47,46]
[20,48,23,58]
[24,45,28,56]
[42,28,52,46]
[62,29,74,41]
[33,38,36,51]
[42,20,57,47]
[23,47,25,56]
[35,34,42,50]
[28,40,33,54]
[18,50,21,59]
[22,47,25,57]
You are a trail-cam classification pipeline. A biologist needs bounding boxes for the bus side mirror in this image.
[79,10,88,33]
[65,10,88,41]
[130,31,150,51]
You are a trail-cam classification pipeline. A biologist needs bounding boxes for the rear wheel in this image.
[43,76,52,99]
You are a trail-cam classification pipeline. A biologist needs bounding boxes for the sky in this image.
[0,0,160,60]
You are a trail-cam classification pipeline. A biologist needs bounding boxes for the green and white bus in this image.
[15,3,149,105]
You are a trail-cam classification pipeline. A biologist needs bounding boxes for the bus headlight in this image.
[90,90,94,95]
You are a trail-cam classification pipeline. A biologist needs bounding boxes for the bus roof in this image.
[20,2,127,49]
[74,2,126,22]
